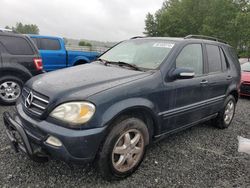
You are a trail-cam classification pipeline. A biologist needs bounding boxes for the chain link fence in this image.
[66,45,109,53]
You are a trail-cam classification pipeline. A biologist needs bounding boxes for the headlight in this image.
[50,102,95,124]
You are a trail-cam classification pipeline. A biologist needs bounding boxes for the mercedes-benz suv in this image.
[3,35,240,180]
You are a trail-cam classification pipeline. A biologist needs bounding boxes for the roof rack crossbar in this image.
[184,35,228,44]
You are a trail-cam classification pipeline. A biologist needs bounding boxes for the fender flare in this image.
[1,63,32,81]
[225,81,239,101]
[100,97,160,133]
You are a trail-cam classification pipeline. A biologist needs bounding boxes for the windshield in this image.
[99,39,175,69]
[241,62,250,72]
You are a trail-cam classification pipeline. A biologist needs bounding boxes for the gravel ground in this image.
[0,99,249,187]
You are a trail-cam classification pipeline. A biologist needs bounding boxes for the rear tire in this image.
[0,76,23,105]
[97,117,149,180]
[212,95,236,129]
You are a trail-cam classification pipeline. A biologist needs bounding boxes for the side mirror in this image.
[171,67,195,79]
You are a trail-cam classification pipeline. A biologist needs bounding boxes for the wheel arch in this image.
[72,56,90,66]
[0,67,32,82]
[101,98,161,142]
[229,90,238,102]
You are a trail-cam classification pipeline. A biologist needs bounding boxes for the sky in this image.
[0,0,164,42]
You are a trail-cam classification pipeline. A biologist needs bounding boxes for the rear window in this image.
[220,48,228,71]
[32,38,61,50]
[206,44,222,73]
[0,36,34,55]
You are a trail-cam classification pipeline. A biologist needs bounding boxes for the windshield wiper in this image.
[104,60,142,71]
[97,58,142,71]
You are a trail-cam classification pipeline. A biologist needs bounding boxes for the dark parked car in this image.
[0,32,43,105]
[3,35,240,180]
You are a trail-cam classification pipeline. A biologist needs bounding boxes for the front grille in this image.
[22,87,49,116]
[240,83,250,94]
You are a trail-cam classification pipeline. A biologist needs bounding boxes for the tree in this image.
[6,22,39,34]
[144,13,158,36]
[144,0,250,53]
[78,40,92,47]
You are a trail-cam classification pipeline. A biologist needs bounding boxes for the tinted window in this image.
[206,45,222,73]
[176,44,203,75]
[220,48,227,71]
[31,38,41,49]
[0,36,34,55]
[40,38,61,50]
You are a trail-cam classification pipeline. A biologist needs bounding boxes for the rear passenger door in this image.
[33,38,66,71]
[205,44,232,114]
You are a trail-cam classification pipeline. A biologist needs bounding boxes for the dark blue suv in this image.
[3,35,241,180]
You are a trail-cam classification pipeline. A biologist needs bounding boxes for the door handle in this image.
[227,75,233,80]
[200,80,208,85]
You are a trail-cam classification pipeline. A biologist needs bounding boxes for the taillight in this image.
[33,58,43,71]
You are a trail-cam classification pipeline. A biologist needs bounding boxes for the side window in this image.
[40,38,61,50]
[31,38,41,49]
[0,36,34,55]
[220,48,228,71]
[176,44,203,75]
[206,44,222,73]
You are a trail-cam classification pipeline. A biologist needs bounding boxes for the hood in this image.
[241,71,250,82]
[26,62,152,101]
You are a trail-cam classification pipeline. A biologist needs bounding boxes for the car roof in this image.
[28,34,63,40]
[0,32,28,38]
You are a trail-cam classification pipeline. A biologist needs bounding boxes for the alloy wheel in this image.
[0,81,21,102]
[224,100,235,125]
[112,129,144,173]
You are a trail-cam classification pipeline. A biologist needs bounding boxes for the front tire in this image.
[97,117,149,180]
[213,95,236,129]
[0,76,23,105]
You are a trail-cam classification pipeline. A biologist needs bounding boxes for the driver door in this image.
[161,43,210,132]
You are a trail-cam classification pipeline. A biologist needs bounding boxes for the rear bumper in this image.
[3,108,106,164]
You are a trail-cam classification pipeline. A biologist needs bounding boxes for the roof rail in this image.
[130,36,145,39]
[0,28,18,34]
[184,35,228,44]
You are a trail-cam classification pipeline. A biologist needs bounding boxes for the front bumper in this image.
[240,83,250,96]
[3,105,106,163]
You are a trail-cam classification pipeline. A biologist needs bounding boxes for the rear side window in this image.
[220,48,228,71]
[40,38,61,50]
[0,36,34,55]
[206,44,221,73]
[31,38,61,50]
[228,47,239,63]
[176,44,203,75]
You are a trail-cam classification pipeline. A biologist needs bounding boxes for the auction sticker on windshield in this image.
[153,43,175,48]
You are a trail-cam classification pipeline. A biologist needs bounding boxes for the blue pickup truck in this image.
[29,35,99,71]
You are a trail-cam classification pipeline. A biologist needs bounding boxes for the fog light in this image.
[45,136,62,147]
